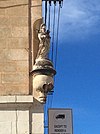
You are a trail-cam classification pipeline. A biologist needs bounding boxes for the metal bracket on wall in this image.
[42,0,63,1]
[42,0,63,4]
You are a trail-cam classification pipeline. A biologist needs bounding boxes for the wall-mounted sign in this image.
[48,108,73,134]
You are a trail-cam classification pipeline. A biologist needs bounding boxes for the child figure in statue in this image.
[36,23,50,59]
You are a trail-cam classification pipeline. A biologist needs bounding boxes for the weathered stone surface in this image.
[17,121,29,134]
[0,17,10,26]
[0,84,29,95]
[0,49,28,62]
[0,62,17,72]
[0,9,6,16]
[9,17,28,27]
[0,0,30,95]
[0,39,7,49]
[0,121,15,134]
[0,50,8,62]
[0,73,1,83]
[32,0,41,4]
[0,27,12,38]
[2,73,29,84]
[7,38,28,49]
[0,84,3,90]
[15,0,28,4]
[0,95,33,134]
[0,108,29,134]
[0,0,29,96]
[0,95,33,104]
[7,49,28,60]
[0,110,16,121]
[31,7,42,22]
[32,113,44,134]
[16,61,29,72]
[5,6,28,17]
[11,27,28,37]
[0,0,28,6]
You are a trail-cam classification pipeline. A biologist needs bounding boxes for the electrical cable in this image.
[43,1,63,133]
[48,2,51,31]
[48,2,51,59]
[45,0,47,25]
[44,102,48,133]
[51,3,56,62]
[51,3,61,107]
[55,4,61,69]
[49,92,53,108]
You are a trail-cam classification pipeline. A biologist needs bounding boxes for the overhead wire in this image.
[45,0,47,26]
[48,2,51,59]
[51,2,62,107]
[44,103,48,134]
[48,2,57,108]
[47,2,55,109]
[51,3,56,62]
[44,3,52,133]
[46,1,62,108]
[48,1,51,31]
[55,3,61,69]
[43,0,63,131]
[44,2,48,132]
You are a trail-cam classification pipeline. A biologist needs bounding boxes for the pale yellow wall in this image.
[0,1,44,133]
[0,0,42,95]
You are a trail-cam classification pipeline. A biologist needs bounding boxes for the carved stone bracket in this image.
[31,23,56,104]
[31,58,56,104]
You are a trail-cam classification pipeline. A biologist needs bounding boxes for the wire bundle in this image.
[44,0,63,69]
[42,1,63,133]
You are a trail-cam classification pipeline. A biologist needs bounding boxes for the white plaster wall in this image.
[0,96,44,134]
[0,110,29,134]
[32,113,44,134]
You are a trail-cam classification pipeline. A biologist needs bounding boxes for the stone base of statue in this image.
[32,58,56,76]
[31,58,56,104]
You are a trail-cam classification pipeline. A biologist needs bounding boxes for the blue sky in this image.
[43,0,100,134]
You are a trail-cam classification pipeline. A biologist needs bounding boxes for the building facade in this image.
[0,0,44,133]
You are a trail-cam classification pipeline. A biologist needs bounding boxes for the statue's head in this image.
[33,74,54,104]
[40,23,46,33]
